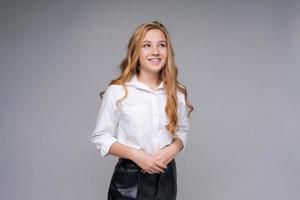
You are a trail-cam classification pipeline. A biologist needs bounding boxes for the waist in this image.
[115,132,174,154]
[117,158,176,171]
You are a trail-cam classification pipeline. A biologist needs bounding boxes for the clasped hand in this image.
[132,145,179,174]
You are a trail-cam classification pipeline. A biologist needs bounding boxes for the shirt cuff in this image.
[174,131,187,151]
[100,137,118,157]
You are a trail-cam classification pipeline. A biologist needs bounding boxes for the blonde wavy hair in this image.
[100,21,193,134]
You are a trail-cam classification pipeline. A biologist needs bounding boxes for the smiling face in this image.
[138,29,168,76]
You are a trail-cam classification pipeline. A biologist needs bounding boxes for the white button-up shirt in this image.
[91,75,189,157]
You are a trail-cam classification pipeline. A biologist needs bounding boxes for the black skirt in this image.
[108,158,177,200]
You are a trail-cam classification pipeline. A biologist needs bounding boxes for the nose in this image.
[151,47,160,55]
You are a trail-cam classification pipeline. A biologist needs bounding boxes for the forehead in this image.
[142,29,166,42]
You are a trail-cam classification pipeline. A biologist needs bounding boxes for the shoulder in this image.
[105,84,126,99]
[176,90,186,104]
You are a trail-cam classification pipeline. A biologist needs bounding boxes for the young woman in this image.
[91,21,193,200]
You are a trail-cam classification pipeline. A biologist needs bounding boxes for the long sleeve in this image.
[174,93,189,150]
[91,86,119,157]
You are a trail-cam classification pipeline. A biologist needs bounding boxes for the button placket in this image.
[151,93,160,138]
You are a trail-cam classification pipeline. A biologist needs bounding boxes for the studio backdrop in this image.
[1,0,299,200]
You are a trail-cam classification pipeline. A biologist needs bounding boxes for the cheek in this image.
[138,52,145,62]
[162,49,168,57]
[139,50,147,60]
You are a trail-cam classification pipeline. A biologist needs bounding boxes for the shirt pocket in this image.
[122,105,150,138]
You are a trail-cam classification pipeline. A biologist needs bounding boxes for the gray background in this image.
[1,0,299,199]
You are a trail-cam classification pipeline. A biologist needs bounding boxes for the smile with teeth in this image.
[148,58,161,64]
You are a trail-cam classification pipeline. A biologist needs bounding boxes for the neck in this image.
[137,71,161,90]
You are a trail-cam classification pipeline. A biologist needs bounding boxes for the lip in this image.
[148,58,162,61]
[147,58,162,65]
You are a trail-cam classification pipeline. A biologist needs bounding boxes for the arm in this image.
[153,137,182,165]
[154,94,189,164]
[109,141,167,174]
[91,86,119,157]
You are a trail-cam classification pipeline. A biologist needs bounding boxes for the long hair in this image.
[100,21,193,134]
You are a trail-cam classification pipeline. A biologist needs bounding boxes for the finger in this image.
[146,170,154,174]
[149,165,161,174]
[156,161,167,169]
[152,165,165,173]
[150,163,166,173]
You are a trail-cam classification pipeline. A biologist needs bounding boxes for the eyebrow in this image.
[143,40,166,43]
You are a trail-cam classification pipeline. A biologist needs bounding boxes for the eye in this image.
[159,43,166,48]
[143,43,150,48]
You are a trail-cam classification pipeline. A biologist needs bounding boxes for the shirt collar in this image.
[126,74,165,93]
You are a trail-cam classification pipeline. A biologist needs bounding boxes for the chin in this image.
[149,66,165,74]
